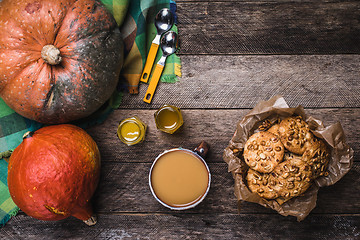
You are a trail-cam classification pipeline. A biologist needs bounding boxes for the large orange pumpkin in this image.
[7,124,101,225]
[0,0,123,124]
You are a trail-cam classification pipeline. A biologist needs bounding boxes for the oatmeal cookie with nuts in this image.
[278,116,315,155]
[302,138,330,179]
[272,155,313,203]
[247,154,313,203]
[243,131,284,173]
[246,169,281,199]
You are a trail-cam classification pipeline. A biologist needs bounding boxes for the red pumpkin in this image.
[7,124,101,225]
[0,0,123,124]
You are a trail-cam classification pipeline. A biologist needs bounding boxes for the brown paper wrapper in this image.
[223,95,354,221]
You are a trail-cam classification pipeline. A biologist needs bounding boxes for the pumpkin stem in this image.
[23,131,34,139]
[71,201,96,225]
[83,215,97,226]
[41,45,62,65]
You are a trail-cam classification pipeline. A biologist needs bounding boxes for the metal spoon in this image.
[140,8,174,83]
[143,31,178,104]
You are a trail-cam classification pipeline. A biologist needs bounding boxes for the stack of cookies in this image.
[244,116,330,204]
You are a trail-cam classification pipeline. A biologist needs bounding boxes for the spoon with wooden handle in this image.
[143,31,178,104]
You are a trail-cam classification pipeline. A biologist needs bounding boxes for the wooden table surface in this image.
[2,0,360,239]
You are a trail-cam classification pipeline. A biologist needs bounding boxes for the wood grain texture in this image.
[178,0,348,2]
[86,109,359,163]
[1,1,360,239]
[3,214,360,240]
[91,162,360,214]
[121,55,360,108]
[177,1,360,54]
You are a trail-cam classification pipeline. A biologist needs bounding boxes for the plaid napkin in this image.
[118,0,181,94]
[0,0,180,227]
[0,159,18,227]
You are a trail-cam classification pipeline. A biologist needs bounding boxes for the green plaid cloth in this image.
[0,159,18,227]
[119,0,181,93]
[0,0,180,227]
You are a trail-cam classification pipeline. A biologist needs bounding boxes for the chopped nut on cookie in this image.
[246,169,280,199]
[272,155,313,203]
[302,139,330,179]
[278,116,315,155]
[243,131,285,173]
[247,153,314,204]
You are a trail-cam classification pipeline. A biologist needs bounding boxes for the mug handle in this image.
[194,141,209,159]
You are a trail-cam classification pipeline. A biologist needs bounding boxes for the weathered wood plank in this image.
[178,0,345,2]
[87,109,359,163]
[2,214,360,239]
[3,162,359,237]
[92,162,360,214]
[176,1,360,54]
[1,1,358,239]
[120,55,360,108]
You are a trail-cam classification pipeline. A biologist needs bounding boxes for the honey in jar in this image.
[117,117,146,146]
[154,105,183,134]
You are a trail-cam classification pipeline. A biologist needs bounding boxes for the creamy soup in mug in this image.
[150,149,210,209]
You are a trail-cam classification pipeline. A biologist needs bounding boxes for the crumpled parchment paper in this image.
[223,95,354,221]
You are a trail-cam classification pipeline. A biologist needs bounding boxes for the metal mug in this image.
[149,141,211,210]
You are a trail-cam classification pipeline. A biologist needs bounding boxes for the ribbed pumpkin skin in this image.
[7,124,101,221]
[0,0,123,124]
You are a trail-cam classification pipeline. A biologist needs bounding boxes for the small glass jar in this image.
[154,105,183,134]
[117,117,146,146]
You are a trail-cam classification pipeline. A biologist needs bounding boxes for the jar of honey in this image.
[117,117,146,146]
[154,105,183,134]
